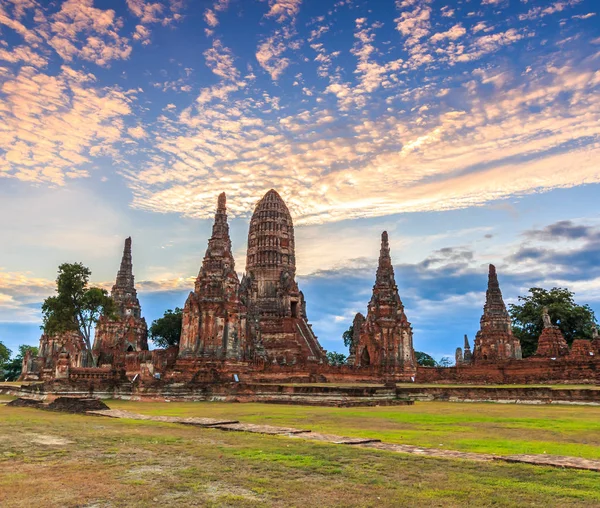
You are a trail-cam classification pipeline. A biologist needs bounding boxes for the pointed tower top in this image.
[217,192,226,212]
[375,231,394,285]
[114,237,134,292]
[195,193,237,292]
[479,263,511,330]
[464,334,471,350]
[211,192,230,240]
[111,236,141,317]
[488,264,499,286]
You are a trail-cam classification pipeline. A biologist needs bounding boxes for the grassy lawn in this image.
[107,400,600,459]
[1,405,600,507]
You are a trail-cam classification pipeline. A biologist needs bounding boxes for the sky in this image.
[0,0,599,361]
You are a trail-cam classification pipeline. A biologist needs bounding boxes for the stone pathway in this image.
[88,409,238,427]
[211,422,311,435]
[88,409,600,472]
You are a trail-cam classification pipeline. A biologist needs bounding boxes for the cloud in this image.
[126,39,600,226]
[256,30,294,80]
[48,0,132,67]
[0,65,132,185]
[204,39,239,80]
[204,9,218,27]
[524,220,594,241]
[126,0,164,24]
[0,270,54,323]
[430,24,466,43]
[265,0,303,23]
[519,0,582,22]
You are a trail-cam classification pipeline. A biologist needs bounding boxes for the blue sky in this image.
[0,0,599,360]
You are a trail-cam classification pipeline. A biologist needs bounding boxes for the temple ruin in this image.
[93,237,149,367]
[472,264,522,362]
[351,232,416,375]
[19,190,600,387]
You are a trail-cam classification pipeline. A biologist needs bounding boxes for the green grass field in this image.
[106,399,600,459]
[1,402,600,507]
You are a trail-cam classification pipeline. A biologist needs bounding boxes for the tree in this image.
[0,340,10,366]
[509,287,597,357]
[149,308,183,348]
[415,351,436,367]
[342,325,354,348]
[326,351,347,366]
[1,343,38,381]
[0,341,12,380]
[41,263,114,366]
[437,356,453,368]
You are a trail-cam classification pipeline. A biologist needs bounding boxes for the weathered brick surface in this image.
[351,232,416,376]
[472,265,522,362]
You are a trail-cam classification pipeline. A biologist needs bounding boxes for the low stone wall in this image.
[416,358,599,384]
[396,386,600,405]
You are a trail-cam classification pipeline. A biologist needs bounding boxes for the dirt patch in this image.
[47,397,109,413]
[205,481,263,502]
[27,433,74,446]
[7,398,43,408]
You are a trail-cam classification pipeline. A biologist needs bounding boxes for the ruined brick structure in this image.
[21,191,600,388]
[240,189,326,364]
[535,307,570,357]
[472,265,522,362]
[455,336,473,365]
[346,313,365,367]
[93,237,149,366]
[178,193,247,360]
[20,331,87,381]
[352,232,416,375]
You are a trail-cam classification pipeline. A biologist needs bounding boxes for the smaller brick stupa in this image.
[93,237,149,365]
[535,307,569,357]
[473,264,522,361]
[353,232,415,374]
[570,339,594,359]
[463,334,472,363]
[179,193,247,360]
[591,325,600,355]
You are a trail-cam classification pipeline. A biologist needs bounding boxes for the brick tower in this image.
[179,193,247,359]
[240,189,326,364]
[353,232,416,376]
[473,264,521,361]
[93,237,148,365]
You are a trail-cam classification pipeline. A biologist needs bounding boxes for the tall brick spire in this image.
[93,236,148,357]
[481,264,510,325]
[194,192,236,293]
[473,264,521,361]
[179,193,246,359]
[375,231,395,287]
[354,231,416,373]
[111,237,141,318]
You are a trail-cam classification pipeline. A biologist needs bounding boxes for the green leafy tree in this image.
[509,287,597,357]
[1,344,38,381]
[437,356,453,368]
[415,351,436,367]
[41,263,114,366]
[342,325,354,348]
[149,308,183,348]
[326,351,347,366]
[0,340,10,366]
[0,340,12,379]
